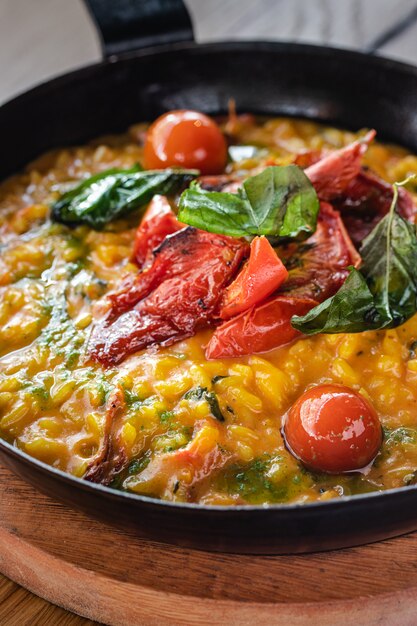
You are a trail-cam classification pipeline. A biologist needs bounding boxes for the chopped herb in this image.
[205,391,226,423]
[38,289,86,368]
[109,474,124,489]
[218,455,289,503]
[123,388,144,407]
[385,427,417,446]
[65,350,80,368]
[30,386,50,401]
[96,380,111,406]
[212,375,228,384]
[184,387,205,401]
[128,453,151,475]
[184,386,226,422]
[160,411,174,424]
[409,340,417,359]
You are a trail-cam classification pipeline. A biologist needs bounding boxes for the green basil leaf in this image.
[361,207,417,326]
[292,177,417,335]
[178,165,319,242]
[177,184,250,238]
[243,166,319,240]
[291,268,382,334]
[51,166,198,229]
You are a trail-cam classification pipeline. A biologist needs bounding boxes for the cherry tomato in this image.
[206,295,317,359]
[144,110,228,175]
[220,236,288,319]
[283,384,382,473]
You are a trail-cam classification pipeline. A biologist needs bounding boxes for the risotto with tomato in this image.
[1,111,417,505]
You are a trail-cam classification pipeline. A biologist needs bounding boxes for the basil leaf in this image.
[243,166,319,239]
[51,166,198,229]
[361,205,417,326]
[178,165,319,242]
[292,178,417,335]
[291,268,382,334]
[178,184,250,238]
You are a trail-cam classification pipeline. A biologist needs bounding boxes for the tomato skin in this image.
[144,110,228,175]
[283,384,382,473]
[90,228,248,365]
[206,295,317,359]
[132,195,183,267]
[220,236,288,319]
[305,130,375,201]
[333,170,416,248]
[278,202,360,303]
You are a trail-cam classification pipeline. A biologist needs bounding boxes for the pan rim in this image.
[2,434,417,514]
[1,39,417,111]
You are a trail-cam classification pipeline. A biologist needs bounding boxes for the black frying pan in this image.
[1,0,417,554]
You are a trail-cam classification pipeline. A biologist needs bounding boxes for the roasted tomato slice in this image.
[207,202,359,359]
[220,236,288,320]
[206,295,317,359]
[333,169,416,247]
[132,195,183,267]
[305,130,375,201]
[279,202,360,302]
[89,228,248,365]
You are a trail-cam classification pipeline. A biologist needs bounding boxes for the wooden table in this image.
[2,1,417,624]
[0,577,98,626]
[3,462,417,626]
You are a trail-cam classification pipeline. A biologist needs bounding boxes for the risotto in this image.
[1,112,417,505]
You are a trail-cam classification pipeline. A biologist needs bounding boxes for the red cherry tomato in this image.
[144,110,228,175]
[283,384,382,473]
[220,236,288,319]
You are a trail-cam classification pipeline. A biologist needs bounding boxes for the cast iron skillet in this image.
[1,0,417,554]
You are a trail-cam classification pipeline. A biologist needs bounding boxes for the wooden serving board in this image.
[1,462,417,626]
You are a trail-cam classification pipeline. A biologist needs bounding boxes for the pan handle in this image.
[84,0,194,58]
